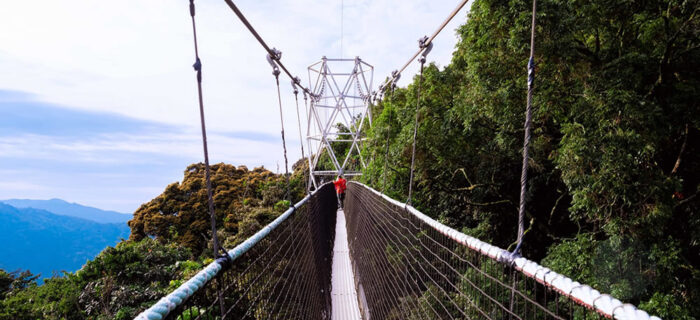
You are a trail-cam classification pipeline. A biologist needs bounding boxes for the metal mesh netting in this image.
[164,183,337,320]
[345,182,604,320]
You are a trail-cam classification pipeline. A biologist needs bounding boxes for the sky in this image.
[0,0,470,213]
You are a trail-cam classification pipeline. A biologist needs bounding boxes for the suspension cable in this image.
[188,0,222,259]
[187,1,228,317]
[302,91,314,190]
[512,0,538,257]
[223,0,313,97]
[268,51,292,202]
[382,71,400,192]
[378,0,469,92]
[407,37,433,205]
[292,77,309,193]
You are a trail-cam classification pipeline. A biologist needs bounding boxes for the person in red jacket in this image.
[333,174,347,209]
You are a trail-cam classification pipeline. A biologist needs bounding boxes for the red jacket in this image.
[334,178,347,194]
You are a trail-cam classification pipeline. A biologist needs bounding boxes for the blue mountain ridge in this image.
[1,198,132,223]
[0,203,130,282]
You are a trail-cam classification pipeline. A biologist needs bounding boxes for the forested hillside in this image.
[361,0,699,318]
[0,204,130,282]
[128,162,307,255]
[1,199,132,224]
[0,163,305,319]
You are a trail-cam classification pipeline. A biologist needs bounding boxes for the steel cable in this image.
[268,55,292,202]
[382,77,398,192]
[187,2,227,316]
[513,0,538,257]
[222,0,313,96]
[377,0,470,92]
[407,39,432,204]
[292,79,309,192]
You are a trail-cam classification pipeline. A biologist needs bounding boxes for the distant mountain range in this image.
[0,203,131,282]
[1,198,132,223]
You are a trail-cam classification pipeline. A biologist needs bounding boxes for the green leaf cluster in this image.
[361,0,699,317]
[129,162,307,255]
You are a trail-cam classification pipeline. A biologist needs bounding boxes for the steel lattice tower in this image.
[306,57,374,189]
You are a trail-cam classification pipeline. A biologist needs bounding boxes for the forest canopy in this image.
[361,0,699,318]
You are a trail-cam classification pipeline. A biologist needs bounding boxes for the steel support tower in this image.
[306,57,374,189]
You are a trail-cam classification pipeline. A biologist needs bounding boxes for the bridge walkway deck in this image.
[330,209,362,320]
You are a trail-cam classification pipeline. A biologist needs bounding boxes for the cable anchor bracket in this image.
[418,36,434,64]
[266,48,282,77]
[291,76,301,95]
[390,70,401,90]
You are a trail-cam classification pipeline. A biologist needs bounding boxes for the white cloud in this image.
[0,0,472,212]
[0,0,470,131]
[0,131,298,169]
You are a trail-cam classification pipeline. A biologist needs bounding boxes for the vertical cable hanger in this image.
[268,49,292,202]
[511,0,538,259]
[187,0,228,316]
[188,0,223,259]
[407,37,433,205]
[302,91,315,190]
[382,71,400,192]
[292,77,309,193]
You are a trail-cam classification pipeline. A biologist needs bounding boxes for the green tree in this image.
[362,0,699,316]
[129,163,306,254]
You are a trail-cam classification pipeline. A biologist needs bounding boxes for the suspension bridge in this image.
[134,0,661,319]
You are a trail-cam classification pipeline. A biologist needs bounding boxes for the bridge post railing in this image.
[135,183,337,320]
[344,181,661,320]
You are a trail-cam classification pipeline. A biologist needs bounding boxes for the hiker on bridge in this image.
[334,174,347,209]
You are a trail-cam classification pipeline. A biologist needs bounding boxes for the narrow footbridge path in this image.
[330,209,361,320]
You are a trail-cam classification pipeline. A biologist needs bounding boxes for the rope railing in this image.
[134,183,337,320]
[345,182,661,320]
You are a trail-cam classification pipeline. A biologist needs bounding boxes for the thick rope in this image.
[268,51,292,202]
[302,92,315,190]
[292,78,309,193]
[188,0,222,260]
[188,1,227,317]
[513,0,537,256]
[407,38,432,205]
[382,73,399,192]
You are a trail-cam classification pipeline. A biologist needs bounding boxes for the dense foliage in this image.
[362,0,698,318]
[129,162,307,255]
[0,239,191,319]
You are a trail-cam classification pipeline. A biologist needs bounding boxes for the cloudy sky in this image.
[0,0,470,213]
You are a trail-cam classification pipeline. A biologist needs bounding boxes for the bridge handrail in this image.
[351,181,661,320]
[134,183,330,320]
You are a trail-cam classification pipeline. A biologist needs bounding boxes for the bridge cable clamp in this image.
[418,36,433,64]
[527,56,535,87]
[266,48,282,77]
[390,70,401,89]
[499,249,521,266]
[215,253,233,271]
[292,76,301,95]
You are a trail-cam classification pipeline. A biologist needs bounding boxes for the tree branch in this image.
[670,123,689,175]
[464,199,511,207]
